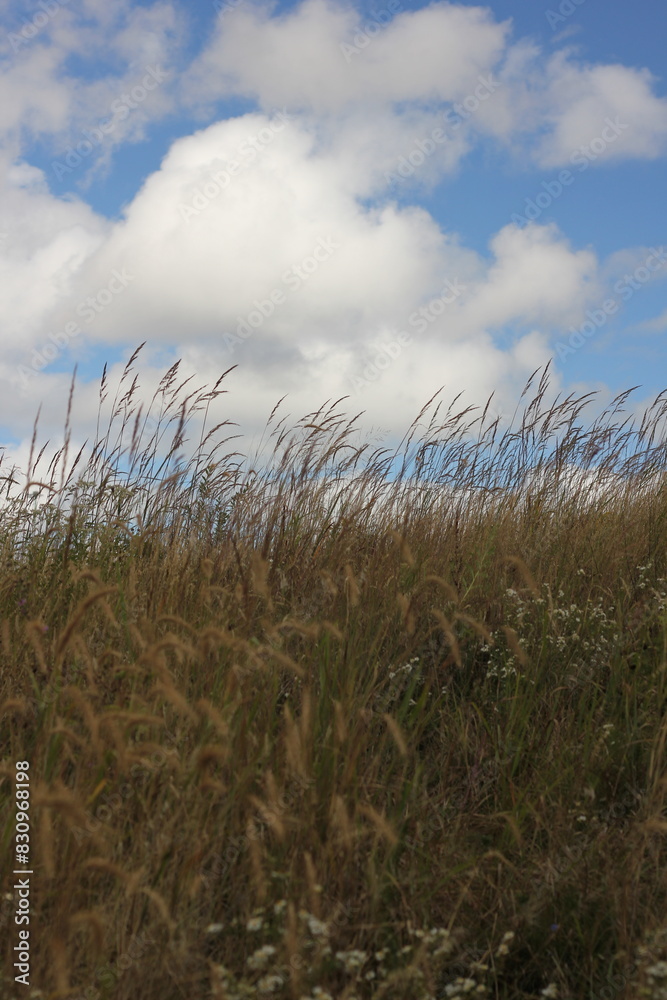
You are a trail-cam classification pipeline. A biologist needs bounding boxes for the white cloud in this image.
[35,115,601,355]
[534,55,667,167]
[179,0,511,192]
[40,113,456,351]
[0,150,106,351]
[0,0,182,164]
[183,0,509,114]
[460,223,599,332]
[0,111,604,453]
[0,45,73,138]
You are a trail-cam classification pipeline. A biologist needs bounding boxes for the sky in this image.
[1,0,666,486]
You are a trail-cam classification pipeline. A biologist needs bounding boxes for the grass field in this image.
[2,351,667,999]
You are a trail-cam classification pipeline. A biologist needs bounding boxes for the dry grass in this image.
[2,348,667,1000]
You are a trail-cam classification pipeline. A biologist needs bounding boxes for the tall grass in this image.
[2,348,667,1000]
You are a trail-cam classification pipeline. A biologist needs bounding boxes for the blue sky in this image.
[0,0,666,481]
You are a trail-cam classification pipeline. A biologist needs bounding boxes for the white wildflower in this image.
[306,915,329,937]
[247,945,277,970]
[336,949,368,972]
[258,974,284,993]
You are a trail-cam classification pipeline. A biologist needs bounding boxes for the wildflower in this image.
[205,922,224,934]
[336,949,368,972]
[430,929,455,957]
[258,974,284,993]
[496,930,515,957]
[247,945,277,970]
[247,916,264,931]
[273,900,287,917]
[444,977,477,995]
[541,984,559,998]
[213,964,234,980]
[306,915,329,937]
